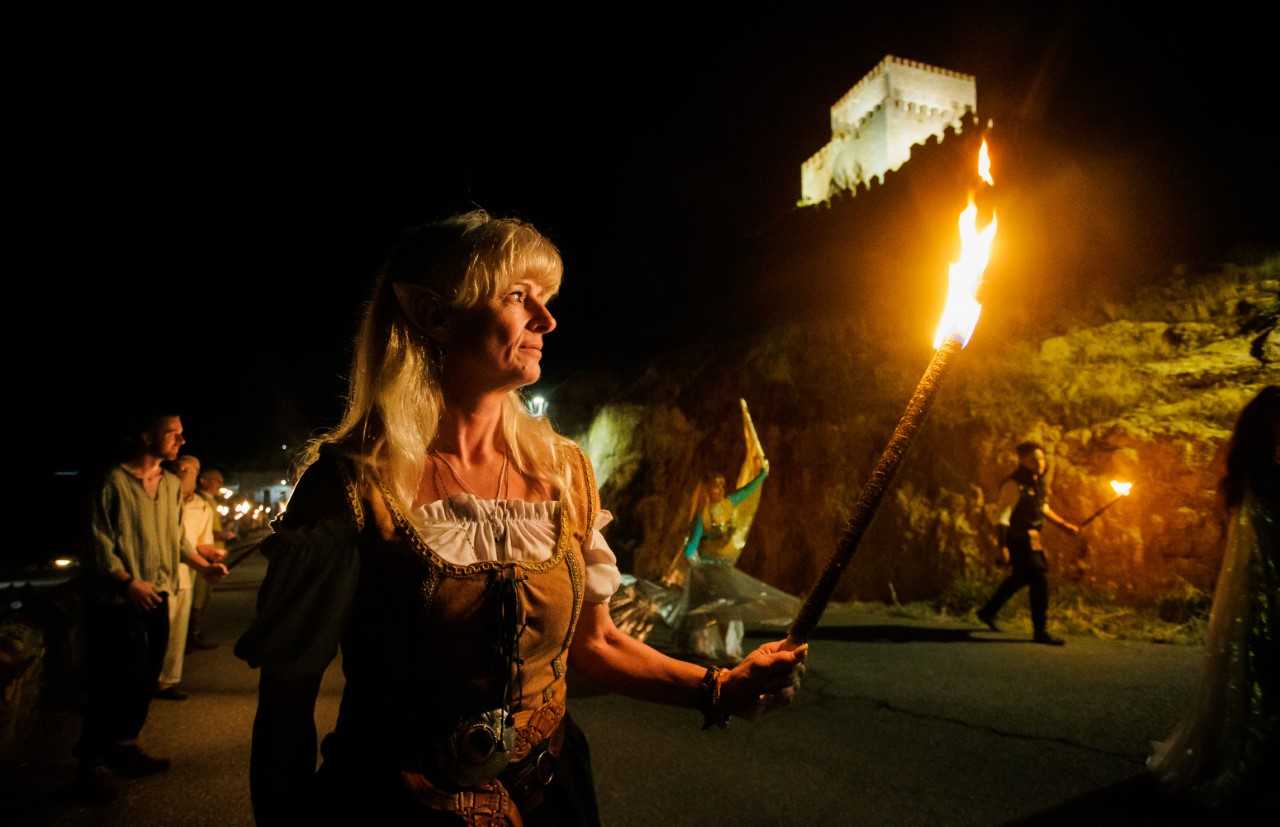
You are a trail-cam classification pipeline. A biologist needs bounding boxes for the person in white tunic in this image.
[157,455,225,699]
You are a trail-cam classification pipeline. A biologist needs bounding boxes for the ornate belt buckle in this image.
[443,708,516,787]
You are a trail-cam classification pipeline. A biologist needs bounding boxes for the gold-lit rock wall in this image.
[575,265,1278,605]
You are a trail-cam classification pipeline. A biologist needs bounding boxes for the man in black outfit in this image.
[977,441,1080,646]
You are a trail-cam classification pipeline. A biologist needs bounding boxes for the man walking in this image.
[977,441,1080,646]
[78,414,228,800]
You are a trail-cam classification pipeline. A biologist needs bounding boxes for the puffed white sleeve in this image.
[583,509,622,603]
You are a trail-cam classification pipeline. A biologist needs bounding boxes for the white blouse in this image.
[414,494,622,604]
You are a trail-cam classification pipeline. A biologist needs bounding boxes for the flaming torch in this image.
[1079,480,1133,528]
[787,140,997,646]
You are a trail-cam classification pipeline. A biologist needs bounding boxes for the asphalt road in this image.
[7,552,1204,826]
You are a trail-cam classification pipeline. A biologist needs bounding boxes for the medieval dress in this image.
[1147,491,1278,810]
[236,443,620,826]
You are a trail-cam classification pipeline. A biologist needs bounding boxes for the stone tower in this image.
[800,55,976,205]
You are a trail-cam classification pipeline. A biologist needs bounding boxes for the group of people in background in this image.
[77,413,235,801]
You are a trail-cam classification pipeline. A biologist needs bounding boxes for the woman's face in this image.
[447,278,557,393]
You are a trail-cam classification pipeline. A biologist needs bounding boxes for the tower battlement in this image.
[801,55,977,205]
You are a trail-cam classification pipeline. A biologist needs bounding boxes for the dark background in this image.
[27,4,1278,473]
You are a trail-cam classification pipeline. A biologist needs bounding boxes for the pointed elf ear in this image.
[392,282,450,343]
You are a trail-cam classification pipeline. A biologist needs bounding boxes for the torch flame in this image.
[932,196,997,349]
[978,139,993,186]
[1110,480,1133,496]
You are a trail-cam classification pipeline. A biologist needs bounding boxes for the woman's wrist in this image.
[698,665,731,730]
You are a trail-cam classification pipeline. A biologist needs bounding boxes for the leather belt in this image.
[500,717,566,814]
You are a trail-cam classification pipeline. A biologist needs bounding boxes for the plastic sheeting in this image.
[612,400,801,661]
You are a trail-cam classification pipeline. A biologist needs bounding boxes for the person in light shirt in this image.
[155,454,226,699]
[190,465,235,650]
[78,415,227,801]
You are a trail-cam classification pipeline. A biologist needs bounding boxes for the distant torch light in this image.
[280,479,287,486]
[1081,481,1135,527]
[53,558,75,569]
[528,395,548,417]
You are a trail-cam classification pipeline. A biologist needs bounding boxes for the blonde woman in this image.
[236,211,806,826]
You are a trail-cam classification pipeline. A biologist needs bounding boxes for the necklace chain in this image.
[432,450,509,501]
[429,450,512,547]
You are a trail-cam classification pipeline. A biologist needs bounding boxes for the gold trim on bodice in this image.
[342,443,598,747]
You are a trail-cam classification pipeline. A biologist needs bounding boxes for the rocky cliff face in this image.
[571,262,1278,606]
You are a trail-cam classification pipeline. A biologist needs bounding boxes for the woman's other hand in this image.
[720,640,807,719]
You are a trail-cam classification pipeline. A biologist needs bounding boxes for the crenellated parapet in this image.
[801,55,978,206]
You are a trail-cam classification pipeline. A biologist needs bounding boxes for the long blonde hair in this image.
[299,210,577,520]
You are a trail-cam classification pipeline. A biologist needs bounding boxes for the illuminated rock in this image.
[571,260,1279,605]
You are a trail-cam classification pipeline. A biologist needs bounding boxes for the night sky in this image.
[33,5,1278,474]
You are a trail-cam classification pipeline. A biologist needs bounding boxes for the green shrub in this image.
[1155,579,1212,624]
[934,571,1003,616]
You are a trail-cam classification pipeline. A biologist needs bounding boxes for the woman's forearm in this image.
[569,605,804,722]
[571,613,705,708]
